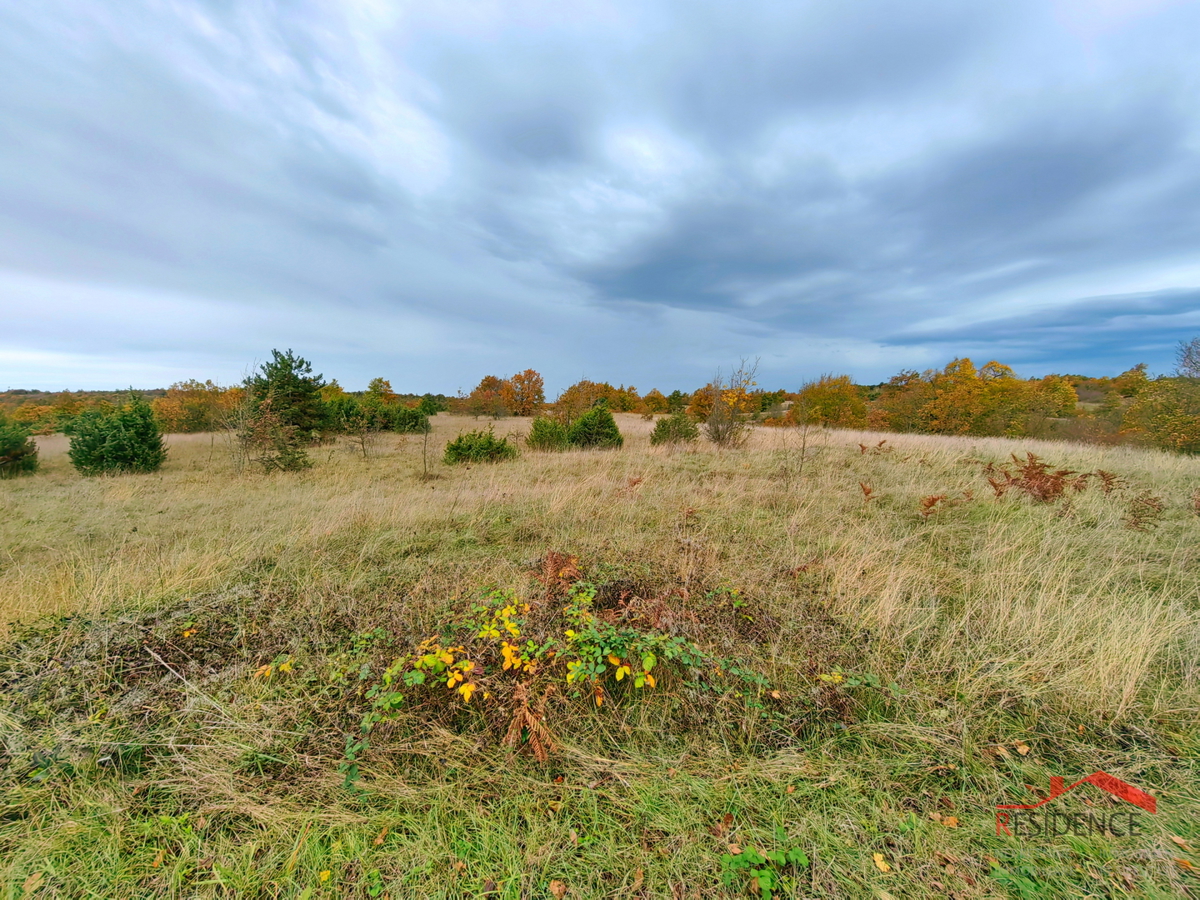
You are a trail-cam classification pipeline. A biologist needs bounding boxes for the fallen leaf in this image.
[710,812,734,837]
[152,848,166,868]
[569,829,579,845]
[1176,859,1197,873]
[873,853,892,873]
[374,826,389,846]
[632,868,644,891]
[942,816,959,828]
[786,785,795,794]
[318,871,331,883]
[22,873,45,892]
[453,860,466,873]
[1171,835,1192,850]
[929,812,943,822]
[728,843,743,855]
[1015,742,1031,756]
[482,879,498,895]
[549,880,569,898]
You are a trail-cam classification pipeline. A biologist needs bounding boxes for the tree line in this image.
[3,339,1199,482]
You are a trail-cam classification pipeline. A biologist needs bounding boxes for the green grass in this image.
[2,419,1199,898]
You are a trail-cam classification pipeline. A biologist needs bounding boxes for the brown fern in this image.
[920,495,946,517]
[1125,492,1165,531]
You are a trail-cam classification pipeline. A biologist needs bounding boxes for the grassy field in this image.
[2,415,1199,899]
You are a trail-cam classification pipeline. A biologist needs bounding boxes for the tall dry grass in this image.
[4,416,1198,726]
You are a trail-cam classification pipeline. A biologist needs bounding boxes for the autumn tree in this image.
[506,369,545,416]
[701,360,759,447]
[461,375,510,418]
[869,371,933,432]
[152,380,242,433]
[554,380,619,423]
[1125,376,1200,453]
[366,377,399,405]
[792,375,866,428]
[642,389,669,414]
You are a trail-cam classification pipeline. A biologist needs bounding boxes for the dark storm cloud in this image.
[2,0,1200,391]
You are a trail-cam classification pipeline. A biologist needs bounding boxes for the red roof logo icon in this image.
[998,771,1156,814]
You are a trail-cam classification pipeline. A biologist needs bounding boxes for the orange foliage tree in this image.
[505,369,545,416]
[152,381,244,433]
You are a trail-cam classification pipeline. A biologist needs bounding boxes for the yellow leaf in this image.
[873,853,892,873]
[152,848,166,868]
[608,655,621,665]
[942,816,959,828]
[253,665,272,679]
[319,871,332,883]
[645,672,656,688]
[278,661,292,673]
[459,682,476,703]
[1015,742,1031,756]
[615,666,630,681]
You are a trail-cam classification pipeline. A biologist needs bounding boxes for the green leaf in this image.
[642,653,657,672]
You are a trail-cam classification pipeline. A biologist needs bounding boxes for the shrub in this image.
[444,427,519,464]
[0,414,39,479]
[67,394,167,476]
[391,405,431,434]
[650,411,699,446]
[526,417,569,451]
[567,406,623,449]
[243,395,313,472]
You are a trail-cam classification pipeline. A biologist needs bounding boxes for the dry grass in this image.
[2,416,1200,897]
[6,417,1197,720]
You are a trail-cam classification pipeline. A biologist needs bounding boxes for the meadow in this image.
[1,416,1198,898]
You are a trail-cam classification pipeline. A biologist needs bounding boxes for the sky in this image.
[2,0,1200,394]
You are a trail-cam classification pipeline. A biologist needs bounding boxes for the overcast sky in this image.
[3,0,1200,393]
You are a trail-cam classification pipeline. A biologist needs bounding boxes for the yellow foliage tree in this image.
[792,374,866,428]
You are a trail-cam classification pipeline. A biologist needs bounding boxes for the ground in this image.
[1,416,1198,898]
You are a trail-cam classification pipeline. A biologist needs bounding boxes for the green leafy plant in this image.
[720,827,809,899]
[526,416,569,451]
[444,426,519,464]
[649,410,699,446]
[0,413,39,479]
[566,406,623,449]
[66,393,167,476]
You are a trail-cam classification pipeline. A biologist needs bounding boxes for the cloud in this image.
[1,0,1199,391]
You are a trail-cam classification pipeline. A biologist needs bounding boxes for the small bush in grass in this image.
[526,417,569,451]
[567,406,623,449]
[0,413,39,478]
[650,411,699,447]
[67,394,167,476]
[444,426,519,464]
